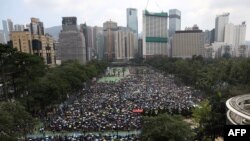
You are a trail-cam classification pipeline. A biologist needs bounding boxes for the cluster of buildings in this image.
[1,18,56,65]
[0,8,248,65]
[202,13,248,58]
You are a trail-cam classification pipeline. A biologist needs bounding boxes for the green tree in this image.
[141,114,194,141]
[0,101,35,138]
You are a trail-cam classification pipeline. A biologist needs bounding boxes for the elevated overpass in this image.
[226,94,250,125]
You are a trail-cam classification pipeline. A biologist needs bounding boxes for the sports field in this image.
[97,67,129,83]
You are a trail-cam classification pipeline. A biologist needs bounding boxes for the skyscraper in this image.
[215,13,229,42]
[2,20,8,43]
[127,8,138,34]
[7,19,13,32]
[0,30,4,44]
[93,26,103,59]
[103,20,118,61]
[58,17,86,64]
[80,24,95,61]
[80,23,89,61]
[30,17,44,35]
[114,27,137,60]
[224,22,246,56]
[2,19,13,43]
[169,9,181,38]
[143,10,168,58]
[96,29,104,60]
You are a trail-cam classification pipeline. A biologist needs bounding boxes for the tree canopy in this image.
[0,43,107,139]
[141,114,194,141]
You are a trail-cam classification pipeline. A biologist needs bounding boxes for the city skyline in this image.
[0,0,250,40]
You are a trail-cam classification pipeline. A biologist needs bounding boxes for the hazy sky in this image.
[1,0,249,40]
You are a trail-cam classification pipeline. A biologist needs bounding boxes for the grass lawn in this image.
[97,67,130,83]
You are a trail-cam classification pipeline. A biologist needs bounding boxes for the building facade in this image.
[169,9,181,38]
[80,23,88,61]
[215,13,229,42]
[127,8,138,34]
[7,19,14,32]
[172,25,205,58]
[96,30,104,60]
[210,28,215,43]
[87,26,94,60]
[14,24,25,31]
[142,10,168,58]
[32,34,56,65]
[10,31,56,65]
[224,22,246,56]
[30,18,44,35]
[10,31,32,54]
[114,27,137,60]
[0,30,4,44]
[93,26,104,59]
[204,30,211,44]
[58,17,86,64]
[103,20,118,61]
[10,17,56,65]
[2,19,13,43]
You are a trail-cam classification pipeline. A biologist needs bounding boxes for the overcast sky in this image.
[1,0,249,40]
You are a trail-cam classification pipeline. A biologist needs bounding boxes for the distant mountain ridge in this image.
[45,25,81,41]
[45,26,62,41]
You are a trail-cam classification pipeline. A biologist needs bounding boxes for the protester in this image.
[29,67,201,141]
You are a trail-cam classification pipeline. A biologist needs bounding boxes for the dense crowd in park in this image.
[39,67,201,135]
[24,134,139,141]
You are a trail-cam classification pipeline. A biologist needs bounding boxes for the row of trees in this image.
[0,44,107,139]
[146,55,250,95]
[144,56,250,140]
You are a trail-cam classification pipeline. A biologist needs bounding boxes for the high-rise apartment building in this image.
[127,8,138,34]
[172,25,205,58]
[215,13,229,42]
[58,17,86,64]
[169,9,181,38]
[142,10,168,58]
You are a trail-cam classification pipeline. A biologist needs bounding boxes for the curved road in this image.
[226,94,250,125]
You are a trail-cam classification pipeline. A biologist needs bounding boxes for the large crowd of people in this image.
[25,134,139,141]
[40,67,202,135]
